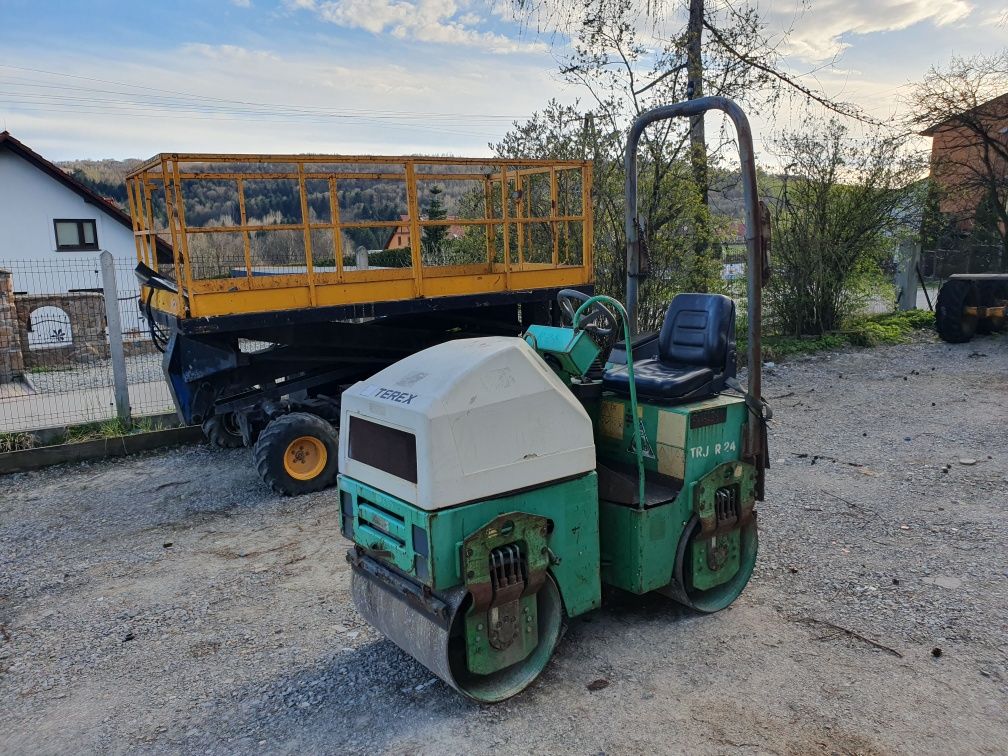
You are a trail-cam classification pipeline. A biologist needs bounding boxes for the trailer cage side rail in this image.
[126,154,594,320]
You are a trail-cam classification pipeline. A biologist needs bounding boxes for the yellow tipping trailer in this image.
[128,154,593,319]
[126,153,593,494]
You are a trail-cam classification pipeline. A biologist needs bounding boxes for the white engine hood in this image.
[339,336,596,511]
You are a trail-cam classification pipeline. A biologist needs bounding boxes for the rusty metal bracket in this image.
[461,511,549,613]
[692,462,757,538]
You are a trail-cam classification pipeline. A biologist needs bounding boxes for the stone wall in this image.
[14,292,109,370]
[0,270,26,382]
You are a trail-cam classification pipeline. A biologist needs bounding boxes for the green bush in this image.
[900,309,936,329]
[739,309,935,362]
[847,320,904,347]
[846,310,935,346]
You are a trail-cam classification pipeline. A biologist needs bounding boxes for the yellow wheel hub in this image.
[283,435,328,480]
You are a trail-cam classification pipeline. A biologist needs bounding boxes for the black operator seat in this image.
[602,293,737,403]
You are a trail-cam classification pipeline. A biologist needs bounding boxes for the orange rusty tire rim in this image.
[283,435,327,480]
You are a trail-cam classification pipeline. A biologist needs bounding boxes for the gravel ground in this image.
[26,353,163,394]
[1,332,1006,755]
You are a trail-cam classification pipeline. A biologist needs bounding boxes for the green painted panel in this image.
[339,472,602,617]
[593,393,747,490]
[599,498,693,594]
[594,393,751,595]
[524,324,601,378]
[690,530,741,590]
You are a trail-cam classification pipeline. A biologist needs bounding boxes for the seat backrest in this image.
[657,293,736,370]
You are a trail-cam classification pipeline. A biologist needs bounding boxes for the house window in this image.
[54,219,99,251]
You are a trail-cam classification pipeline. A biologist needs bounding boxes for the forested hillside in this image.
[60,157,761,234]
[60,159,137,211]
[58,158,499,252]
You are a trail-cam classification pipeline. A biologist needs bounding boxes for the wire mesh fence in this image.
[0,238,922,437]
[0,254,173,434]
[718,242,900,331]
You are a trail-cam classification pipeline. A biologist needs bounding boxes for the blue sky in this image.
[1,0,1006,161]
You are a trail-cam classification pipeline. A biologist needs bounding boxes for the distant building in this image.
[0,130,169,291]
[920,92,1008,230]
[384,214,466,251]
[385,215,412,250]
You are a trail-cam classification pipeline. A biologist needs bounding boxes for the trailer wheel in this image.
[935,279,978,343]
[202,412,245,448]
[254,412,338,496]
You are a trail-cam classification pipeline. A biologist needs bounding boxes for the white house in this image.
[0,131,170,340]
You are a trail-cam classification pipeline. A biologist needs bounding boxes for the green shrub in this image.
[846,310,935,346]
[847,320,904,347]
[901,309,936,329]
[739,309,935,361]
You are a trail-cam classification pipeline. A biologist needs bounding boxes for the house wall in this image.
[0,149,138,291]
[0,149,151,345]
[928,109,1008,229]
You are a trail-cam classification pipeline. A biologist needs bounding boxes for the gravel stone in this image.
[1,331,1006,754]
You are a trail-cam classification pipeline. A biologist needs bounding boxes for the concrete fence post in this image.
[100,251,131,426]
[897,239,921,311]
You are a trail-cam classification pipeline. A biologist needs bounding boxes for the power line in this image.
[0,87,519,126]
[0,102,498,138]
[0,64,530,122]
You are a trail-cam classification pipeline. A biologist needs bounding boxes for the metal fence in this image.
[920,244,1006,279]
[0,252,173,434]
[710,242,897,330]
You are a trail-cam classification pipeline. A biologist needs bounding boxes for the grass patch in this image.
[1,416,175,453]
[0,432,37,453]
[844,310,935,347]
[62,417,171,444]
[63,418,133,444]
[741,309,935,362]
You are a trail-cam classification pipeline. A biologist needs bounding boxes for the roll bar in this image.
[624,96,765,475]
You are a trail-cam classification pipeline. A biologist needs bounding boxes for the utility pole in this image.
[686,0,708,206]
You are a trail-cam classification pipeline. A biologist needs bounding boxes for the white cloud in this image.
[290,0,546,53]
[230,0,252,7]
[0,42,569,159]
[768,0,974,62]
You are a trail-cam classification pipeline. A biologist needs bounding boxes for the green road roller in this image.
[338,97,772,702]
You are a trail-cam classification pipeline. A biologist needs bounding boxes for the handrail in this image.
[623,96,763,473]
[573,295,646,508]
[127,154,594,319]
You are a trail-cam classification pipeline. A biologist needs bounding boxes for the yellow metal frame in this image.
[126,153,594,319]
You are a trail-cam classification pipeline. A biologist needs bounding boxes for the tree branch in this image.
[702,18,880,126]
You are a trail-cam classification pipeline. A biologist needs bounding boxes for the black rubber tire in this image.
[202,413,244,449]
[935,279,978,343]
[253,412,339,496]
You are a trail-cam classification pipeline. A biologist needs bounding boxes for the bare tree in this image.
[768,119,924,335]
[511,0,872,204]
[908,52,1008,270]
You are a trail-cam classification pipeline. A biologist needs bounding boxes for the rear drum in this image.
[662,514,758,613]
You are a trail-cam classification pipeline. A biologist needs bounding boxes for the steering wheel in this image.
[556,289,619,360]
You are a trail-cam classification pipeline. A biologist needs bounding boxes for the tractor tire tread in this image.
[202,413,245,449]
[935,279,977,343]
[253,412,339,496]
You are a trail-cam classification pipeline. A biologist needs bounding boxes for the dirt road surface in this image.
[1,334,1006,754]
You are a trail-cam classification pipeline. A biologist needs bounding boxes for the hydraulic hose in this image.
[573,295,646,508]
